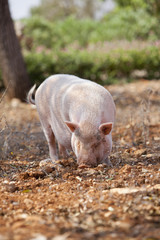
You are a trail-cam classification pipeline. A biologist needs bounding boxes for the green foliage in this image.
[101,7,159,41]
[114,0,147,9]
[115,0,160,18]
[22,12,160,53]
[22,17,54,49]
[24,52,56,84]
[22,16,98,50]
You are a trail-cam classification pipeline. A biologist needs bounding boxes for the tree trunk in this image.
[0,0,31,101]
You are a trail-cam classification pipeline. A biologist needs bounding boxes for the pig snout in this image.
[78,155,97,168]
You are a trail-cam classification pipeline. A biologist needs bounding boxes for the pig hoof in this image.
[107,160,113,168]
[103,158,113,168]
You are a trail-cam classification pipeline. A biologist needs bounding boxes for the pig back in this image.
[62,77,116,125]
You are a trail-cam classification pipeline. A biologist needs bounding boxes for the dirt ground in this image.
[0,80,160,240]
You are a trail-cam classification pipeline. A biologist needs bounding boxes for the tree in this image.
[0,0,31,101]
[31,0,101,21]
[114,0,160,18]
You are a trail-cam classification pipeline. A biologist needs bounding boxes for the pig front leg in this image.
[58,143,69,159]
[42,124,58,162]
[102,157,113,167]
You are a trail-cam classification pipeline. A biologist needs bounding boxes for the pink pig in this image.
[28,74,116,168]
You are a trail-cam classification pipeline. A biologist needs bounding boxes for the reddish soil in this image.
[0,80,160,240]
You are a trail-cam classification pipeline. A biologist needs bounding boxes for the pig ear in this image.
[65,121,79,133]
[99,122,113,135]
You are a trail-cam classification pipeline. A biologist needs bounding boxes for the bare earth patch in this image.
[0,80,160,240]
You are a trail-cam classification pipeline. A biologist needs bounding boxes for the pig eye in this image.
[97,135,101,141]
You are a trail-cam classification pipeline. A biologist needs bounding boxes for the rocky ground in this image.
[0,80,160,240]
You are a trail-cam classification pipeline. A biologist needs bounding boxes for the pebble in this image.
[31,234,47,240]
[134,149,147,157]
[39,159,54,167]
[51,233,70,240]
[119,164,132,174]
[108,206,114,211]
[42,166,55,174]
[5,184,19,193]
[24,199,33,209]
[10,98,21,107]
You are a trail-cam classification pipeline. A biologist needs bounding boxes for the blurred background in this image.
[1,0,160,99]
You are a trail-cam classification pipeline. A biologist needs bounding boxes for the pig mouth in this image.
[78,160,97,169]
[77,155,98,168]
[78,164,96,169]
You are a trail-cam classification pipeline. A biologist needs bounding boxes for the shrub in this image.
[20,0,160,52]
[24,52,56,84]
[22,12,160,52]
[1,42,160,87]
[101,7,159,41]
[22,16,98,50]
[22,45,160,86]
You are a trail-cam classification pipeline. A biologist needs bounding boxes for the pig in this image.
[27,74,116,168]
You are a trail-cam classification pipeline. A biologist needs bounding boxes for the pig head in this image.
[27,74,116,168]
[65,121,113,167]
